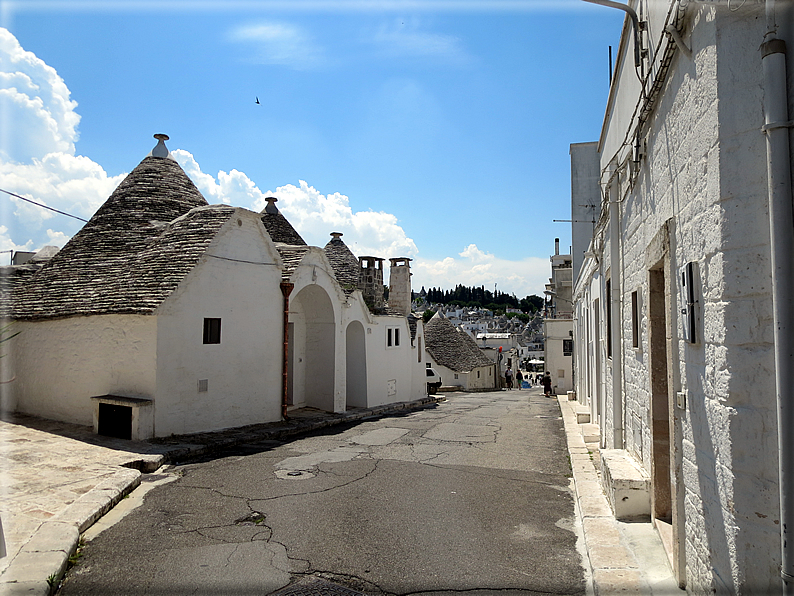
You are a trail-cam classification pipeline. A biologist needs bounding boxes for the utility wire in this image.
[0,187,88,223]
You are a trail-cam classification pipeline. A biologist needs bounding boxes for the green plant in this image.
[46,574,58,587]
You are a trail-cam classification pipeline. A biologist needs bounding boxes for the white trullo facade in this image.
[571,2,794,593]
[1,135,429,439]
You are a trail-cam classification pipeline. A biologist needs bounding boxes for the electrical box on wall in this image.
[679,261,701,344]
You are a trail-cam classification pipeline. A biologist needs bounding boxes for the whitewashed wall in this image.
[364,313,423,407]
[592,2,780,592]
[8,315,156,426]
[155,209,284,436]
[543,318,574,394]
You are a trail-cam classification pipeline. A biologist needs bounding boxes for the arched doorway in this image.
[290,285,336,412]
[346,321,367,408]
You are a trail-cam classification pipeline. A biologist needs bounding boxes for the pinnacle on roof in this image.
[323,232,359,293]
[260,197,307,245]
[149,133,176,160]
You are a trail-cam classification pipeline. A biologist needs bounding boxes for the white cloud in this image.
[0,28,124,252]
[228,21,324,70]
[412,244,549,298]
[0,28,79,162]
[368,19,471,65]
[172,150,418,259]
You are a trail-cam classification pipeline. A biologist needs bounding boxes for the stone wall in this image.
[579,2,781,592]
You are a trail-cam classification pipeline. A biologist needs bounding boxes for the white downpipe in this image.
[763,1,794,591]
[609,167,624,449]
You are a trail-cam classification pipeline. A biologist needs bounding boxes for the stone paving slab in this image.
[0,397,442,594]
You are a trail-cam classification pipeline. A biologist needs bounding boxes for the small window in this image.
[477,370,481,378]
[387,327,400,347]
[203,318,221,344]
[454,374,459,379]
[563,339,573,356]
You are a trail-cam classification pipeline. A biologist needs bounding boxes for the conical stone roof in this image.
[425,311,493,373]
[323,233,359,294]
[260,197,307,246]
[10,154,237,320]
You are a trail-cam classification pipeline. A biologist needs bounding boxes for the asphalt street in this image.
[59,389,585,596]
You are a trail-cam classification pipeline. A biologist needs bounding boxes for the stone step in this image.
[600,449,651,521]
[575,406,591,424]
[581,423,600,443]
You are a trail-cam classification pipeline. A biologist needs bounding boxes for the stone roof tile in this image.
[323,236,359,294]
[9,156,236,320]
[425,312,493,373]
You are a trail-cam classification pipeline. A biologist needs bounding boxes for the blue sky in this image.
[0,0,621,297]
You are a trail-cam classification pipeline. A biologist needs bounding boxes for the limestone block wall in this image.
[602,4,780,592]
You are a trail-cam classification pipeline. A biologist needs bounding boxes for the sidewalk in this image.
[557,394,682,595]
[0,396,441,596]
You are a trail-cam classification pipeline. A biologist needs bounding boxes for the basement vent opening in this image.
[97,403,132,440]
[198,379,209,392]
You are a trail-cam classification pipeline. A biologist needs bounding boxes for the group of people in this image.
[503,368,553,396]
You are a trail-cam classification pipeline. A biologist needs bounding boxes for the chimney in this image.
[388,258,412,316]
[555,238,560,255]
[358,256,384,311]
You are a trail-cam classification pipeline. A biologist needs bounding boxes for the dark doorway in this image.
[649,266,672,522]
[97,403,132,440]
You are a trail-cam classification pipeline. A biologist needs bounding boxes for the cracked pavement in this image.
[58,390,585,596]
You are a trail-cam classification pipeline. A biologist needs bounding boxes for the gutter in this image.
[608,164,624,449]
[280,282,294,421]
[762,0,794,591]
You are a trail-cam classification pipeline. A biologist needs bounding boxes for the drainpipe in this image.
[609,165,624,449]
[581,0,643,69]
[280,282,294,421]
[762,1,794,591]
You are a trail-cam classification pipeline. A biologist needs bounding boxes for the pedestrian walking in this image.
[505,367,513,390]
[516,369,523,390]
[542,371,553,397]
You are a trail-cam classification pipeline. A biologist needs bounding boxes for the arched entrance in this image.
[289,285,335,412]
[346,321,367,408]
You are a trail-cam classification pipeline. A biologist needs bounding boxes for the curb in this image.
[557,396,651,595]
[157,395,444,465]
[0,469,142,596]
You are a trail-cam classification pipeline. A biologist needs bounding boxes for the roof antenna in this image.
[152,133,171,159]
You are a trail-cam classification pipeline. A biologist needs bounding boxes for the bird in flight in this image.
[255,97,260,104]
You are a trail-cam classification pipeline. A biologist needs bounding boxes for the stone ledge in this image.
[600,449,651,521]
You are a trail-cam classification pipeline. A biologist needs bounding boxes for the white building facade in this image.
[571,2,794,593]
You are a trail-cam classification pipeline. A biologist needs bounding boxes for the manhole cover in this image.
[269,578,368,595]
